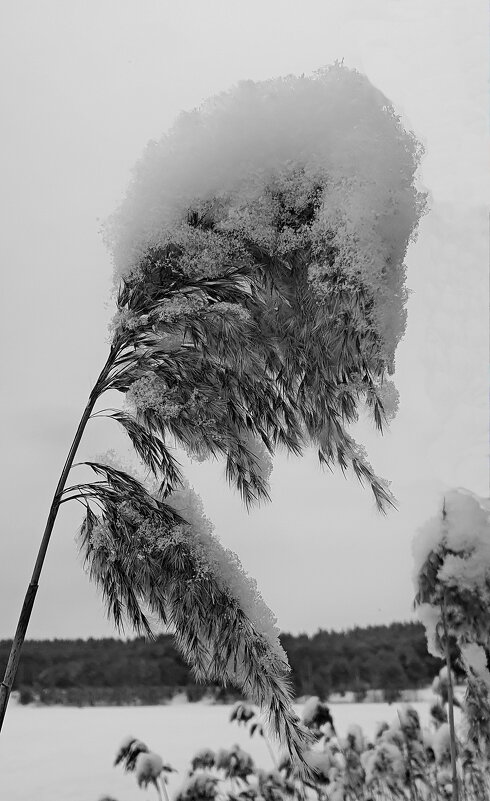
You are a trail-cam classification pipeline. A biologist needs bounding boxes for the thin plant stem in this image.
[0,344,119,733]
[157,776,170,801]
[441,595,459,801]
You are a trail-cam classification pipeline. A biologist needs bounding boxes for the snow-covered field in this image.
[0,699,445,801]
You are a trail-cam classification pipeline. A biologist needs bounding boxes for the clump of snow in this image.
[135,751,164,787]
[107,65,425,372]
[416,604,442,657]
[413,488,490,579]
[431,666,456,696]
[126,374,184,418]
[460,643,490,689]
[375,379,400,422]
[240,431,273,485]
[432,724,451,764]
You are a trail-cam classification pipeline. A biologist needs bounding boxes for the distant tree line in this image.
[280,622,457,702]
[0,622,454,706]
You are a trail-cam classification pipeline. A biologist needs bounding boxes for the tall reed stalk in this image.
[157,776,170,801]
[0,346,118,731]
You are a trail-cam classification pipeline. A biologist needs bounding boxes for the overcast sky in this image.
[0,0,488,640]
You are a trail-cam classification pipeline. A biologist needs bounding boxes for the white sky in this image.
[0,0,488,639]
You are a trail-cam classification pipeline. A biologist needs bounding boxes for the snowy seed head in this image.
[135,752,164,787]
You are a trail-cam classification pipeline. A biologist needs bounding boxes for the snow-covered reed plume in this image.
[82,479,311,767]
[135,752,165,788]
[414,489,490,800]
[106,64,426,512]
[102,694,490,801]
[1,65,425,747]
[414,489,490,757]
[114,736,175,801]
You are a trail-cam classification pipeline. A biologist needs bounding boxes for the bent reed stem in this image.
[157,776,170,801]
[0,345,119,733]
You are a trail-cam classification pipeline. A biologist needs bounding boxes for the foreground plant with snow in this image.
[1,64,425,762]
[114,735,176,800]
[107,688,490,801]
[414,488,490,800]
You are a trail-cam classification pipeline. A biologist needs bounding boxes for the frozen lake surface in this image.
[0,700,437,801]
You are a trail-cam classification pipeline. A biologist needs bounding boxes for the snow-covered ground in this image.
[0,698,460,801]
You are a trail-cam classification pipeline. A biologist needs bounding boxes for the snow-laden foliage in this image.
[413,489,490,662]
[135,752,164,789]
[104,64,426,512]
[52,65,426,777]
[109,690,490,801]
[108,67,424,375]
[165,483,285,662]
[190,748,216,773]
[413,488,490,754]
[113,734,176,799]
[79,473,311,768]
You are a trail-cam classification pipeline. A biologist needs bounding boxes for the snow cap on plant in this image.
[82,475,312,770]
[414,488,490,762]
[190,748,216,772]
[109,67,425,371]
[67,63,427,785]
[414,489,490,662]
[106,64,426,516]
[135,751,165,788]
